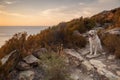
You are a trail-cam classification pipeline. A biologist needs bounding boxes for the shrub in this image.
[39,52,71,80]
[102,34,120,58]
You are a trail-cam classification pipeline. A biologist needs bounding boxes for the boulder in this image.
[90,59,106,68]
[64,49,84,61]
[19,70,35,80]
[73,30,82,37]
[17,61,31,71]
[1,50,17,65]
[33,48,47,58]
[23,55,39,66]
[105,28,120,35]
[108,55,115,60]
[116,71,120,76]
[0,50,20,80]
[82,60,93,71]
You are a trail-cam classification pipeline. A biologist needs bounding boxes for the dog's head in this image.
[88,30,97,38]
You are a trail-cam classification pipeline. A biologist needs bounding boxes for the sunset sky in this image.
[0,0,120,26]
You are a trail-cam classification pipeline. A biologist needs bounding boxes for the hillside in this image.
[0,7,120,80]
[0,7,120,58]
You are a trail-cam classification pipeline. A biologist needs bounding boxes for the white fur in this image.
[88,30,102,55]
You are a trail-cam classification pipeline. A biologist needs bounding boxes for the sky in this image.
[0,0,120,26]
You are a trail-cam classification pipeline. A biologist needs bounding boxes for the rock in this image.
[90,59,106,68]
[23,55,39,65]
[33,48,47,58]
[17,61,31,71]
[116,71,120,76]
[19,70,35,80]
[0,50,20,80]
[95,66,120,80]
[106,28,120,35]
[103,69,120,80]
[86,54,101,59]
[108,55,115,60]
[73,30,82,37]
[108,64,119,70]
[70,68,93,80]
[64,49,84,61]
[82,60,93,71]
[90,60,120,80]
[77,49,89,56]
[1,50,16,65]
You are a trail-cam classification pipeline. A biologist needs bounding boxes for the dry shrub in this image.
[39,52,72,80]
[102,34,120,58]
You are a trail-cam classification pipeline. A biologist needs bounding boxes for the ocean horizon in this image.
[0,26,48,47]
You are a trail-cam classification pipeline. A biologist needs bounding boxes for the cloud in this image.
[5,1,13,4]
[79,2,85,6]
[98,0,120,3]
[5,0,17,5]
[0,0,17,5]
[0,10,29,17]
[41,5,93,18]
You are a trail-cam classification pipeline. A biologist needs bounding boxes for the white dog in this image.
[88,30,103,55]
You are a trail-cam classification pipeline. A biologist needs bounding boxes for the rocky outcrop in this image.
[0,48,48,80]
[63,48,120,80]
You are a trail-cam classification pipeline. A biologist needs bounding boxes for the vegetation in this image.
[101,33,120,58]
[0,16,96,59]
[92,7,120,28]
[0,7,120,59]
[39,52,71,80]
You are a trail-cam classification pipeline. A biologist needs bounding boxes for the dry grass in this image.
[101,33,120,58]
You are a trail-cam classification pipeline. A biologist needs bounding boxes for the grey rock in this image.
[1,50,16,65]
[73,30,82,37]
[64,49,84,61]
[77,48,90,56]
[17,61,31,71]
[0,50,20,80]
[86,54,101,59]
[105,28,120,35]
[33,48,47,58]
[108,55,115,60]
[70,68,93,80]
[116,71,120,76]
[90,59,106,68]
[23,55,39,64]
[19,70,35,80]
[82,60,93,71]
[90,59,120,80]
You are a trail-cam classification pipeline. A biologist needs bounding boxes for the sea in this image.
[0,26,48,47]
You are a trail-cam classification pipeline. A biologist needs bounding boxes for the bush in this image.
[39,52,71,80]
[102,34,120,58]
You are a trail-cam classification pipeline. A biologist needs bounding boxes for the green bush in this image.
[39,52,71,80]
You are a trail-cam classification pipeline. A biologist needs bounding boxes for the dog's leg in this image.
[89,41,93,55]
[94,46,97,55]
[89,38,93,55]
